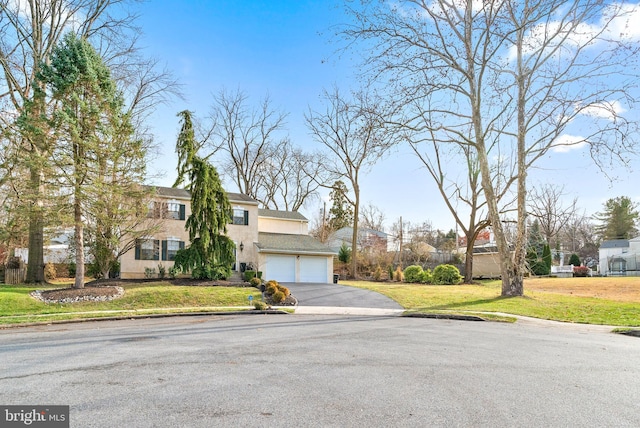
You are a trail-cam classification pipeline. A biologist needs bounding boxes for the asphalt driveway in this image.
[281,282,403,309]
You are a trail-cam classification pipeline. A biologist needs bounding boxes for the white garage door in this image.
[265,255,296,282]
[299,257,328,283]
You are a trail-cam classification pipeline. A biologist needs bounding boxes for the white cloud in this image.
[506,2,640,62]
[578,100,627,121]
[603,3,640,41]
[551,134,587,153]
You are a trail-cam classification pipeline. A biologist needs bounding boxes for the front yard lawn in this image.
[342,277,640,327]
[0,282,262,325]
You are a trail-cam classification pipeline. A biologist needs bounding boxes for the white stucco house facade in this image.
[598,236,640,276]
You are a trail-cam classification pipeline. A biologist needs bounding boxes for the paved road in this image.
[1,315,639,427]
[282,282,404,309]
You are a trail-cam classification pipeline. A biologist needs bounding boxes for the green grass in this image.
[342,280,640,327]
[0,282,262,326]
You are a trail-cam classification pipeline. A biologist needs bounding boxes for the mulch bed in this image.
[32,285,125,304]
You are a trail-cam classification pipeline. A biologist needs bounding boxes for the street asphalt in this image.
[1,314,639,427]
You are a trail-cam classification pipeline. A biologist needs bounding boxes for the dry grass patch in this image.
[524,276,640,303]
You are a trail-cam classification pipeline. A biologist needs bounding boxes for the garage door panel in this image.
[300,257,327,283]
[265,255,295,282]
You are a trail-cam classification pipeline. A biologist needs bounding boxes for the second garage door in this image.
[299,257,328,283]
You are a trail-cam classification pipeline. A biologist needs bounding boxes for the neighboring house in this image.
[14,228,78,264]
[598,236,640,276]
[119,187,336,283]
[470,244,503,279]
[458,229,492,247]
[328,227,388,253]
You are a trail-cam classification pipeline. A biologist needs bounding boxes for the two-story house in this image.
[119,186,336,283]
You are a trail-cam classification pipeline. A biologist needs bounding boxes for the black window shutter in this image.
[135,240,141,260]
[179,204,186,220]
[244,210,249,225]
[162,240,167,261]
[179,241,185,250]
[154,240,160,260]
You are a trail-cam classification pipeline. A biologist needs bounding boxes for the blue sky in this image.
[134,1,640,232]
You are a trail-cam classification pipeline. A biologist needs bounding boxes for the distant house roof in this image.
[256,232,336,255]
[147,185,259,205]
[473,245,499,254]
[333,227,388,240]
[258,209,307,221]
[600,239,630,249]
[151,186,190,199]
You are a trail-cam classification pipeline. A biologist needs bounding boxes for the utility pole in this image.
[399,216,403,269]
[321,201,327,243]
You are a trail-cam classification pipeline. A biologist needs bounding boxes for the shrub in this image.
[169,266,179,279]
[244,270,256,281]
[144,267,157,278]
[373,265,383,281]
[420,269,433,284]
[278,285,290,297]
[569,253,581,266]
[394,266,403,281]
[157,264,166,279]
[403,265,424,283]
[7,257,21,269]
[271,290,285,303]
[86,263,101,279]
[432,264,462,285]
[266,280,278,287]
[249,277,262,287]
[44,263,56,281]
[265,282,279,296]
[573,266,591,277]
[254,301,268,310]
[68,262,76,277]
[388,265,394,281]
[257,271,263,279]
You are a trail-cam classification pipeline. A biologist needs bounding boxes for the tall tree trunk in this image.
[351,186,360,280]
[74,195,85,289]
[26,168,45,283]
[464,241,474,284]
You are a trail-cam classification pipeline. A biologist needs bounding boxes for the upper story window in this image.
[232,208,249,225]
[147,201,186,220]
[167,202,182,220]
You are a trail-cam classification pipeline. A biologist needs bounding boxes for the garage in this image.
[264,254,296,282]
[299,257,328,283]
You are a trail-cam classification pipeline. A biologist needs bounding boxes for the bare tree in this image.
[359,202,386,232]
[205,88,326,211]
[528,183,578,249]
[259,138,327,211]
[206,88,286,198]
[409,133,517,282]
[344,0,639,295]
[306,87,398,278]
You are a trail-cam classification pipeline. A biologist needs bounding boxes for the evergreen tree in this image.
[594,196,640,240]
[33,34,132,288]
[542,244,552,275]
[569,253,581,267]
[327,181,353,231]
[172,110,235,279]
